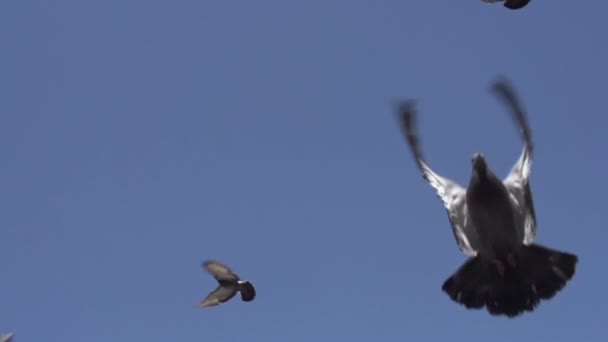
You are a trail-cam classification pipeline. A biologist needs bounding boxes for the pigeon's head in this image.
[471,153,488,177]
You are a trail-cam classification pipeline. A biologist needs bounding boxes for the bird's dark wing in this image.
[203,260,240,281]
[504,0,531,10]
[196,285,237,308]
[492,78,537,245]
[480,0,531,10]
[396,101,481,256]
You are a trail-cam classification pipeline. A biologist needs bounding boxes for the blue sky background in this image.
[1,1,607,341]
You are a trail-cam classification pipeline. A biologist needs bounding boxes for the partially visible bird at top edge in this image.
[1,332,15,342]
[195,260,256,308]
[481,0,531,10]
[395,77,578,318]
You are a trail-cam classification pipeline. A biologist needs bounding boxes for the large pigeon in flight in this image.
[395,78,578,317]
[481,0,531,10]
[195,260,256,308]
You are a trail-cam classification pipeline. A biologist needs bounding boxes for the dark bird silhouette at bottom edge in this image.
[482,0,531,10]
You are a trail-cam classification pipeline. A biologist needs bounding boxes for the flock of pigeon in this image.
[0,0,578,340]
[190,0,578,320]
[192,76,578,319]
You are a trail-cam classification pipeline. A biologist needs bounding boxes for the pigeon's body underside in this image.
[396,78,578,318]
[481,0,531,10]
[196,260,256,308]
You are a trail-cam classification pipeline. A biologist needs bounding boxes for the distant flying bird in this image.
[1,332,15,342]
[395,78,578,318]
[195,260,256,308]
[481,0,531,10]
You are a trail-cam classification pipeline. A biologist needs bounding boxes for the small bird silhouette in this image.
[195,260,256,308]
[481,0,531,10]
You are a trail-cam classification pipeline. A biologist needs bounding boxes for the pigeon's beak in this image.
[471,153,487,176]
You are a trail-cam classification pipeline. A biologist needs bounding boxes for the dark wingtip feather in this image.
[394,99,418,139]
[394,99,430,174]
[490,76,534,153]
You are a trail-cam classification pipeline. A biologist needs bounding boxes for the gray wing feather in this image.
[504,147,536,244]
[396,101,481,256]
[420,160,479,256]
[492,78,537,245]
[196,286,237,308]
[203,260,240,281]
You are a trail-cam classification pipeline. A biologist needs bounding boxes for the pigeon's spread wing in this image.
[419,162,479,256]
[396,101,481,256]
[203,260,240,281]
[196,286,237,308]
[504,147,536,245]
[493,78,537,245]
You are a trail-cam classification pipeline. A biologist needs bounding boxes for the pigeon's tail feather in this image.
[239,281,256,302]
[442,256,539,317]
[442,256,493,310]
[442,245,578,317]
[516,243,578,300]
[504,0,531,10]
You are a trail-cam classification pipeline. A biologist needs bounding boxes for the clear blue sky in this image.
[1,1,606,341]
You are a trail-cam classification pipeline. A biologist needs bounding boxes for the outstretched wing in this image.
[492,78,537,245]
[203,260,240,281]
[196,286,238,308]
[396,101,481,256]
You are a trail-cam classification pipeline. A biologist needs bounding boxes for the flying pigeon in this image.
[1,332,15,342]
[395,78,578,318]
[195,260,256,308]
[481,0,531,10]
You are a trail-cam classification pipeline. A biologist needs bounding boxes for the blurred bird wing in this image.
[396,101,481,256]
[203,260,240,281]
[492,77,537,245]
[1,332,15,342]
[504,146,536,244]
[479,0,531,10]
[196,286,237,308]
